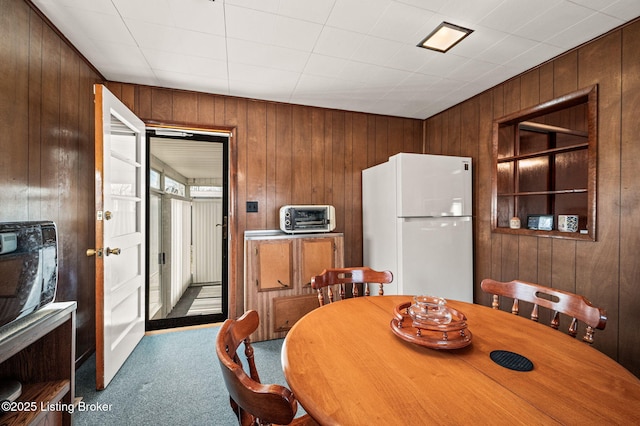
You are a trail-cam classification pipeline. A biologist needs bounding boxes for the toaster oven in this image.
[279,205,336,234]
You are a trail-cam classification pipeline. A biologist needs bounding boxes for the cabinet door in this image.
[299,237,339,287]
[252,239,294,291]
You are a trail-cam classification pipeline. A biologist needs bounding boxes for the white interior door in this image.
[94,84,146,389]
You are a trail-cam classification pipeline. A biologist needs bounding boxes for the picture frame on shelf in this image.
[527,214,554,231]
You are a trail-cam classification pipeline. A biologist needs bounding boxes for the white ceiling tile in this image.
[303,54,351,80]
[34,0,117,14]
[600,0,640,19]
[155,70,229,95]
[227,63,301,91]
[436,0,504,25]
[326,0,392,34]
[227,39,310,73]
[143,49,228,79]
[545,11,624,49]
[477,35,539,66]
[225,5,323,51]
[167,0,226,36]
[515,2,595,42]
[313,27,367,59]
[126,20,227,61]
[225,0,280,14]
[29,0,640,120]
[112,0,174,26]
[276,0,337,24]
[394,0,446,13]
[370,2,436,43]
[479,0,563,34]
[350,36,404,67]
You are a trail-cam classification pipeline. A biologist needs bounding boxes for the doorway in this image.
[145,127,229,330]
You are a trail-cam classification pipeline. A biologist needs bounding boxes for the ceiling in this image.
[150,136,224,180]
[31,0,640,120]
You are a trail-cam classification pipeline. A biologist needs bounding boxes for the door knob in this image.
[105,247,121,256]
[104,211,113,220]
[86,248,103,257]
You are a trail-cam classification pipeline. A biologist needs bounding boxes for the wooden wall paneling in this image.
[520,69,540,109]
[196,92,214,124]
[1,0,29,220]
[426,114,442,154]
[151,88,173,122]
[119,83,136,112]
[539,62,555,103]
[76,63,97,363]
[474,92,494,306]
[214,96,226,125]
[310,109,325,203]
[366,115,376,168]
[292,105,312,205]
[388,116,404,155]
[332,111,346,241]
[374,116,388,164]
[577,32,622,358]
[352,113,368,266]
[246,100,267,230]
[229,97,247,315]
[275,103,293,225]
[137,85,152,120]
[41,23,61,225]
[547,51,579,297]
[27,9,43,219]
[57,43,80,303]
[172,90,197,124]
[342,112,354,265]
[323,111,334,204]
[619,20,640,378]
[554,52,579,96]
[264,102,278,228]
[446,106,461,156]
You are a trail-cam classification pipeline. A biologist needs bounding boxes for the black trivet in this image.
[490,350,534,372]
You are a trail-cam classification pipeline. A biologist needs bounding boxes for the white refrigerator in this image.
[362,153,473,303]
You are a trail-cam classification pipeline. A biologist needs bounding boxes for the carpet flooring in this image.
[74,326,293,425]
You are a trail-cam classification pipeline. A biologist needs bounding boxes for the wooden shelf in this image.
[498,188,587,197]
[0,380,70,425]
[497,142,589,163]
[0,302,76,426]
[492,85,597,241]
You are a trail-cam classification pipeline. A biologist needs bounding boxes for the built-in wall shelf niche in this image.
[492,85,598,241]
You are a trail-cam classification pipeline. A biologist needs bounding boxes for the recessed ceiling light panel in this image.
[417,22,474,53]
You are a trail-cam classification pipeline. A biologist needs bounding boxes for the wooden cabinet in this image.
[0,302,76,426]
[245,231,344,342]
[492,85,597,240]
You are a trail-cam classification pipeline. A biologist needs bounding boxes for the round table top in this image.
[282,296,640,425]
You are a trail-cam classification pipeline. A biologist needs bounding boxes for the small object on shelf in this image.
[558,215,579,232]
[509,217,521,229]
[527,214,553,231]
[390,301,472,349]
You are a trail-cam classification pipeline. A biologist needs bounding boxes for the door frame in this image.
[143,123,237,330]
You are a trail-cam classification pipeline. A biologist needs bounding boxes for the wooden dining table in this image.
[281,295,640,425]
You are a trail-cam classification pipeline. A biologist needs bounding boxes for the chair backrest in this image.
[311,266,393,306]
[216,310,300,425]
[480,278,607,343]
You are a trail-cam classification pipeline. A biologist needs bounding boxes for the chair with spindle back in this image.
[480,278,607,343]
[310,266,393,307]
[216,310,317,425]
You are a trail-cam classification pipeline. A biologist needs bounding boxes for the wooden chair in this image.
[216,310,317,426]
[311,266,393,306]
[480,278,607,343]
